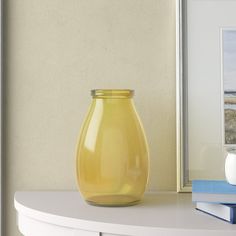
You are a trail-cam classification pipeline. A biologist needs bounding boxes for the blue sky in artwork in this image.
[224,30,236,92]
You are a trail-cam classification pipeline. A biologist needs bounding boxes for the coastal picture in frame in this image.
[223,30,236,145]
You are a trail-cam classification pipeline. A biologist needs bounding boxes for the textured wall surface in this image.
[5,0,176,235]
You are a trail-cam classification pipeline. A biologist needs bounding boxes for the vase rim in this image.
[91,89,134,98]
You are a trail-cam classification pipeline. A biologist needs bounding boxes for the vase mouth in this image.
[91,89,134,98]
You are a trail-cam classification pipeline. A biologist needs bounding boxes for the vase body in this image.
[225,148,236,185]
[76,89,149,206]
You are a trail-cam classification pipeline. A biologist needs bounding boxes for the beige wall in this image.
[5,0,176,235]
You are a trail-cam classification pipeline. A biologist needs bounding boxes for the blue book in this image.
[192,180,236,194]
[196,202,236,224]
[192,180,236,204]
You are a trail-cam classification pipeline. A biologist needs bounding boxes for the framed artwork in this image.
[223,29,236,145]
[176,0,236,192]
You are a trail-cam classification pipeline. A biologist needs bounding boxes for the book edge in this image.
[196,208,234,224]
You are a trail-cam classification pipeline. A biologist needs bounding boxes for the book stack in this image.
[192,180,236,224]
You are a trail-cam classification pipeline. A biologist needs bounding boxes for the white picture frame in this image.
[176,0,236,192]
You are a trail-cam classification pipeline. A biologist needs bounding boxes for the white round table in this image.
[14,191,236,236]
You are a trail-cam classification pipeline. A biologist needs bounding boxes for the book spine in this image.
[230,207,236,224]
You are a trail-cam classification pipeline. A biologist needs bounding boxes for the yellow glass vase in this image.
[76,89,149,206]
